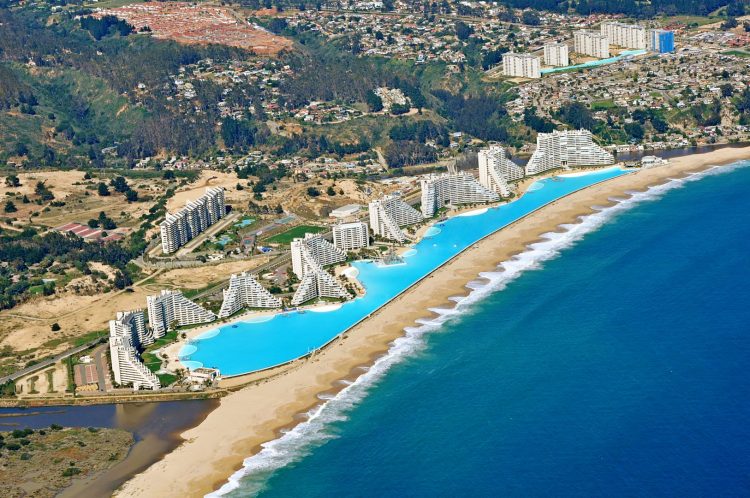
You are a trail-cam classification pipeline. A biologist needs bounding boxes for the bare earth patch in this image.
[95,2,293,55]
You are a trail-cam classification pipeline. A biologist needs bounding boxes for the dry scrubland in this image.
[0,170,170,230]
[0,257,271,368]
[0,426,132,498]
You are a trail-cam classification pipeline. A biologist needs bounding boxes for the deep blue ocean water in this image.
[220,162,750,497]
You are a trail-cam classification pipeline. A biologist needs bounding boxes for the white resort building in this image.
[160,187,226,254]
[502,53,541,79]
[574,31,610,59]
[108,310,161,390]
[368,195,423,243]
[291,266,351,306]
[543,43,570,67]
[291,233,347,279]
[478,145,525,197]
[218,272,282,318]
[600,22,646,49]
[333,221,370,251]
[420,173,499,218]
[525,129,615,175]
[146,289,216,336]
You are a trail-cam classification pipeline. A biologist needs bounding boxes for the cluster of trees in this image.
[0,229,135,309]
[523,107,555,133]
[383,141,438,168]
[80,15,133,41]
[389,120,450,146]
[221,117,261,153]
[556,102,596,130]
[432,90,512,142]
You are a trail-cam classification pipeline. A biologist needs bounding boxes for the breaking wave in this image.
[208,162,748,498]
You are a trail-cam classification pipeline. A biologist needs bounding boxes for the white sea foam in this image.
[207,161,749,498]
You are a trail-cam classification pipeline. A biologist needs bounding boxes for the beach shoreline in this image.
[116,146,750,498]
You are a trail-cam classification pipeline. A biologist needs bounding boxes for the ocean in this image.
[217,161,750,497]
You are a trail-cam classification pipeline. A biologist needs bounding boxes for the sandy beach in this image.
[116,146,750,498]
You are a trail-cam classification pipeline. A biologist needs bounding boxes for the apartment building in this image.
[574,31,610,59]
[543,43,569,67]
[160,187,226,254]
[601,22,646,49]
[648,29,675,53]
[502,53,541,79]
[526,129,615,175]
[333,221,370,251]
[420,173,499,218]
[146,289,216,336]
[291,232,346,279]
[478,145,525,197]
[109,310,161,390]
[291,267,350,306]
[218,272,282,318]
[368,195,423,243]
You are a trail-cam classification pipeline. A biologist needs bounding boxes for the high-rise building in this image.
[218,272,282,318]
[526,129,615,176]
[502,53,541,79]
[160,187,226,254]
[601,22,646,49]
[146,289,216,336]
[648,29,675,53]
[333,221,370,251]
[478,145,525,197]
[290,267,351,307]
[420,173,499,218]
[109,310,161,390]
[574,31,610,59]
[369,195,423,243]
[543,43,569,67]
[291,233,347,279]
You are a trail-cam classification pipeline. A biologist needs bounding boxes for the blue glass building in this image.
[649,29,675,53]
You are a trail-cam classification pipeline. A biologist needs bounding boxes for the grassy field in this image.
[265,224,327,244]
[723,50,750,58]
[591,99,618,111]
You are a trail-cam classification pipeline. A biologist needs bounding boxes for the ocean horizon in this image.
[215,161,750,497]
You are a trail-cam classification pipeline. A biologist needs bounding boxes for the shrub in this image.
[50,424,63,431]
[20,452,31,460]
[6,443,20,451]
[62,467,81,477]
[51,323,61,332]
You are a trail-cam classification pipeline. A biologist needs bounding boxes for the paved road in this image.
[0,337,107,385]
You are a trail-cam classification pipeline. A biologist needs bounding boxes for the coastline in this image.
[116,146,750,498]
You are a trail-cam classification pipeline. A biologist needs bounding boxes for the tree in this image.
[307,187,321,197]
[624,122,645,140]
[83,171,92,180]
[723,16,738,29]
[455,21,473,41]
[97,182,110,196]
[5,175,20,188]
[4,201,17,213]
[35,181,54,201]
[326,186,336,196]
[521,10,541,25]
[110,176,129,193]
[125,189,138,202]
[365,90,383,112]
[51,323,61,331]
[651,116,670,133]
[162,170,175,180]
[720,83,734,98]
[558,102,595,130]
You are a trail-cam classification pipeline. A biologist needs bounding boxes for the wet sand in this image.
[117,146,750,498]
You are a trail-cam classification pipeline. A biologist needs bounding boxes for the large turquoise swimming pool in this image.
[180,167,630,376]
[541,49,647,75]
